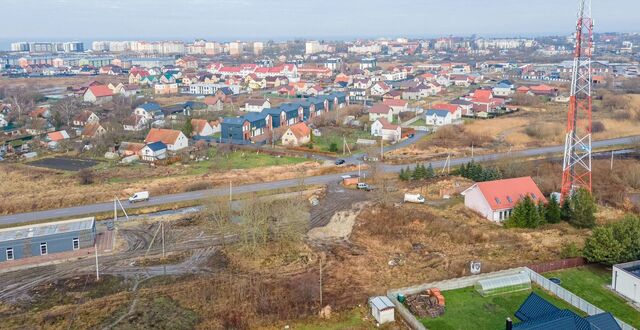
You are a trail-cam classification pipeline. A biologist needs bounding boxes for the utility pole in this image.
[380,138,383,160]
[94,243,100,281]
[358,162,361,177]
[319,255,323,308]
[610,150,614,171]
[161,222,165,259]
[471,143,474,159]
[229,181,232,202]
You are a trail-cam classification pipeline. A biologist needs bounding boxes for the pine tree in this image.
[182,117,194,137]
[425,163,435,179]
[545,195,562,224]
[561,197,573,222]
[404,166,413,181]
[412,164,423,180]
[570,188,597,229]
[505,196,542,228]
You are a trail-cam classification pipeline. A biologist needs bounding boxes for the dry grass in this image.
[0,160,348,215]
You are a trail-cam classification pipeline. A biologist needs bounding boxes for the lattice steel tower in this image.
[561,0,594,201]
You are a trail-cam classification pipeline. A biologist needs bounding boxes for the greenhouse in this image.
[474,273,532,297]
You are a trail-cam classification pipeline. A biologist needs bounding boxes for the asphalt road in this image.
[1,135,637,225]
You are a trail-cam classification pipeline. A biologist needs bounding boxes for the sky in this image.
[1,0,638,42]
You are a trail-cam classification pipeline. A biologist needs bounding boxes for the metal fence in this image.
[524,268,635,330]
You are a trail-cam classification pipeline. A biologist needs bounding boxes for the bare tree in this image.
[53,97,81,127]
[7,88,38,122]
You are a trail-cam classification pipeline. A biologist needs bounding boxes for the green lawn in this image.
[545,265,640,328]
[312,128,372,153]
[420,285,584,330]
[187,148,310,175]
[410,118,426,126]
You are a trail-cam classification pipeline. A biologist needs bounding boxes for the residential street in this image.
[0,135,637,225]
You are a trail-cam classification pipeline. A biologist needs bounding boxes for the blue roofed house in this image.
[425,109,453,126]
[493,82,515,97]
[134,102,164,121]
[263,107,287,129]
[140,141,167,162]
[280,103,304,126]
[512,292,621,330]
[221,117,249,142]
[297,100,315,121]
[244,112,272,141]
[307,97,327,118]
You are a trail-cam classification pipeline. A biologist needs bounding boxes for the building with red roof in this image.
[281,122,311,146]
[432,103,462,119]
[144,128,188,151]
[83,85,113,104]
[462,176,546,222]
[383,99,408,114]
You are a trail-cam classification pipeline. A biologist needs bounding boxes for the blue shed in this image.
[220,117,248,142]
[0,217,96,262]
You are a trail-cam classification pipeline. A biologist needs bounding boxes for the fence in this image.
[525,267,634,330]
[527,257,587,273]
[387,266,636,330]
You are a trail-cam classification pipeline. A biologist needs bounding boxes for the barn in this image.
[0,217,96,262]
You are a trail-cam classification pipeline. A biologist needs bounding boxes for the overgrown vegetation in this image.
[505,189,594,229]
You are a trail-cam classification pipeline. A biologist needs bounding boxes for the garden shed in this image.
[474,273,531,297]
[368,296,395,324]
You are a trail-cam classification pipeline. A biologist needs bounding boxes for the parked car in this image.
[335,159,346,165]
[404,193,425,204]
[129,191,150,203]
[357,183,370,190]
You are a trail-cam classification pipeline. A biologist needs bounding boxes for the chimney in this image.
[506,317,513,330]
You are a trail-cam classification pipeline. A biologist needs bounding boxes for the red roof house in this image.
[462,176,546,222]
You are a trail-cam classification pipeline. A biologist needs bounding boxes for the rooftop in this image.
[0,217,95,242]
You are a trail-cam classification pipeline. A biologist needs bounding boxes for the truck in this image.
[128,191,150,203]
[404,193,425,204]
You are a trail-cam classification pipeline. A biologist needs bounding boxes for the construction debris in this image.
[404,288,446,318]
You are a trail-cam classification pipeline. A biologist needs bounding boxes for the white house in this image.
[144,128,188,152]
[461,176,546,222]
[368,104,394,122]
[140,141,167,161]
[72,110,100,127]
[425,109,453,126]
[243,99,271,112]
[371,118,401,142]
[0,114,7,128]
[382,99,409,114]
[191,119,215,137]
[281,122,311,147]
[612,260,640,304]
[370,82,391,96]
[368,296,395,324]
[83,85,113,104]
[492,83,515,97]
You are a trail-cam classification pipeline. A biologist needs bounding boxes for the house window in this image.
[6,247,14,260]
[40,242,48,255]
[73,237,79,250]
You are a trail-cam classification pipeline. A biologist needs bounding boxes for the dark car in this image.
[335,159,346,165]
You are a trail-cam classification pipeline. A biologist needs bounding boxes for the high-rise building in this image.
[10,42,29,52]
[253,41,264,55]
[229,41,243,56]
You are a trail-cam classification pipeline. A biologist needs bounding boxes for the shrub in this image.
[78,168,94,185]
[591,121,605,133]
[328,143,338,152]
[569,188,597,229]
[559,242,581,259]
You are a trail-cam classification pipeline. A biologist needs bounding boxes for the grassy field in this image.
[188,148,311,175]
[420,285,584,330]
[312,128,372,153]
[410,118,426,126]
[545,265,640,328]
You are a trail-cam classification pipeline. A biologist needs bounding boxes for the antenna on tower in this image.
[560,0,593,202]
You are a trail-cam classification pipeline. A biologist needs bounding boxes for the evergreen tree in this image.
[505,196,543,228]
[182,117,194,137]
[561,197,573,222]
[399,168,406,181]
[583,226,624,265]
[570,188,597,229]
[404,166,413,181]
[425,163,435,179]
[412,164,424,180]
[545,195,562,224]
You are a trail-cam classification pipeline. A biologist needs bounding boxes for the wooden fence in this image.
[527,257,587,273]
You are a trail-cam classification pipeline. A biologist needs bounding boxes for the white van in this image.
[404,193,425,204]
[129,191,150,203]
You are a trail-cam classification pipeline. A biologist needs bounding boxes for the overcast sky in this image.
[1,0,638,41]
